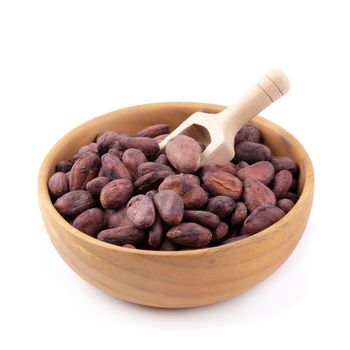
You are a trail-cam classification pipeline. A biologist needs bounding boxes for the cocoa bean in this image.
[273,170,293,198]
[137,124,171,138]
[160,238,177,251]
[212,221,229,241]
[236,161,275,185]
[72,143,99,163]
[108,141,124,159]
[123,244,136,249]
[198,161,237,177]
[48,172,69,198]
[270,156,298,176]
[56,160,73,173]
[148,216,164,249]
[86,177,109,197]
[159,174,208,209]
[290,178,298,193]
[145,189,158,201]
[229,201,248,227]
[243,178,276,212]
[205,196,236,219]
[279,192,298,203]
[202,171,243,200]
[101,152,132,180]
[154,153,170,165]
[276,198,295,213]
[220,234,250,245]
[183,210,220,229]
[236,161,249,170]
[166,135,202,173]
[166,223,212,247]
[100,179,133,209]
[69,152,101,191]
[154,190,184,225]
[119,136,159,157]
[235,141,271,164]
[97,226,146,246]
[122,148,147,179]
[154,134,169,144]
[106,207,134,229]
[54,190,95,217]
[244,204,285,235]
[73,208,105,237]
[97,131,126,155]
[127,195,155,229]
[235,124,262,145]
[138,162,175,177]
[134,170,173,193]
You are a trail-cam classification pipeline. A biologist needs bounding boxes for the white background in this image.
[0,1,349,349]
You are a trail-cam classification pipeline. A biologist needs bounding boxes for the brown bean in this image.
[123,244,136,249]
[236,161,249,170]
[236,161,275,185]
[243,178,276,212]
[229,201,248,227]
[100,179,133,209]
[166,135,202,173]
[273,170,293,198]
[54,190,96,217]
[270,156,298,176]
[235,124,262,145]
[69,152,101,191]
[279,192,298,203]
[108,141,124,159]
[166,223,212,248]
[183,210,220,229]
[160,238,177,251]
[205,196,236,219]
[97,226,146,246]
[137,124,171,138]
[134,170,173,193]
[127,195,155,229]
[202,171,243,200]
[97,131,126,155]
[86,177,109,197]
[159,174,208,209]
[122,148,147,179]
[101,152,132,181]
[106,207,134,229]
[244,204,285,235]
[119,136,160,157]
[235,141,271,164]
[56,160,73,173]
[276,198,295,213]
[148,216,164,249]
[154,153,171,165]
[212,221,229,241]
[198,161,237,177]
[154,190,184,225]
[48,172,69,198]
[138,162,175,177]
[154,134,170,144]
[73,208,105,237]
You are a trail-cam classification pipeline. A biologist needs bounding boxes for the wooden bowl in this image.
[38,102,314,308]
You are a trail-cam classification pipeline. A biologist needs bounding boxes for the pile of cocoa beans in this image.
[49,122,299,250]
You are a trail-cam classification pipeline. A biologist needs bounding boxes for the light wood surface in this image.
[38,102,314,308]
[159,69,290,164]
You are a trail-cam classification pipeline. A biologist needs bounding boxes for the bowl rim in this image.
[38,102,314,256]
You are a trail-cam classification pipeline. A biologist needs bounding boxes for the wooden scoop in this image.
[159,69,290,165]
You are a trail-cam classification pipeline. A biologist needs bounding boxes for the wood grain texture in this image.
[38,102,314,308]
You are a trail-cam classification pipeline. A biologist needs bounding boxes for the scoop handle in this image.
[219,68,290,136]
